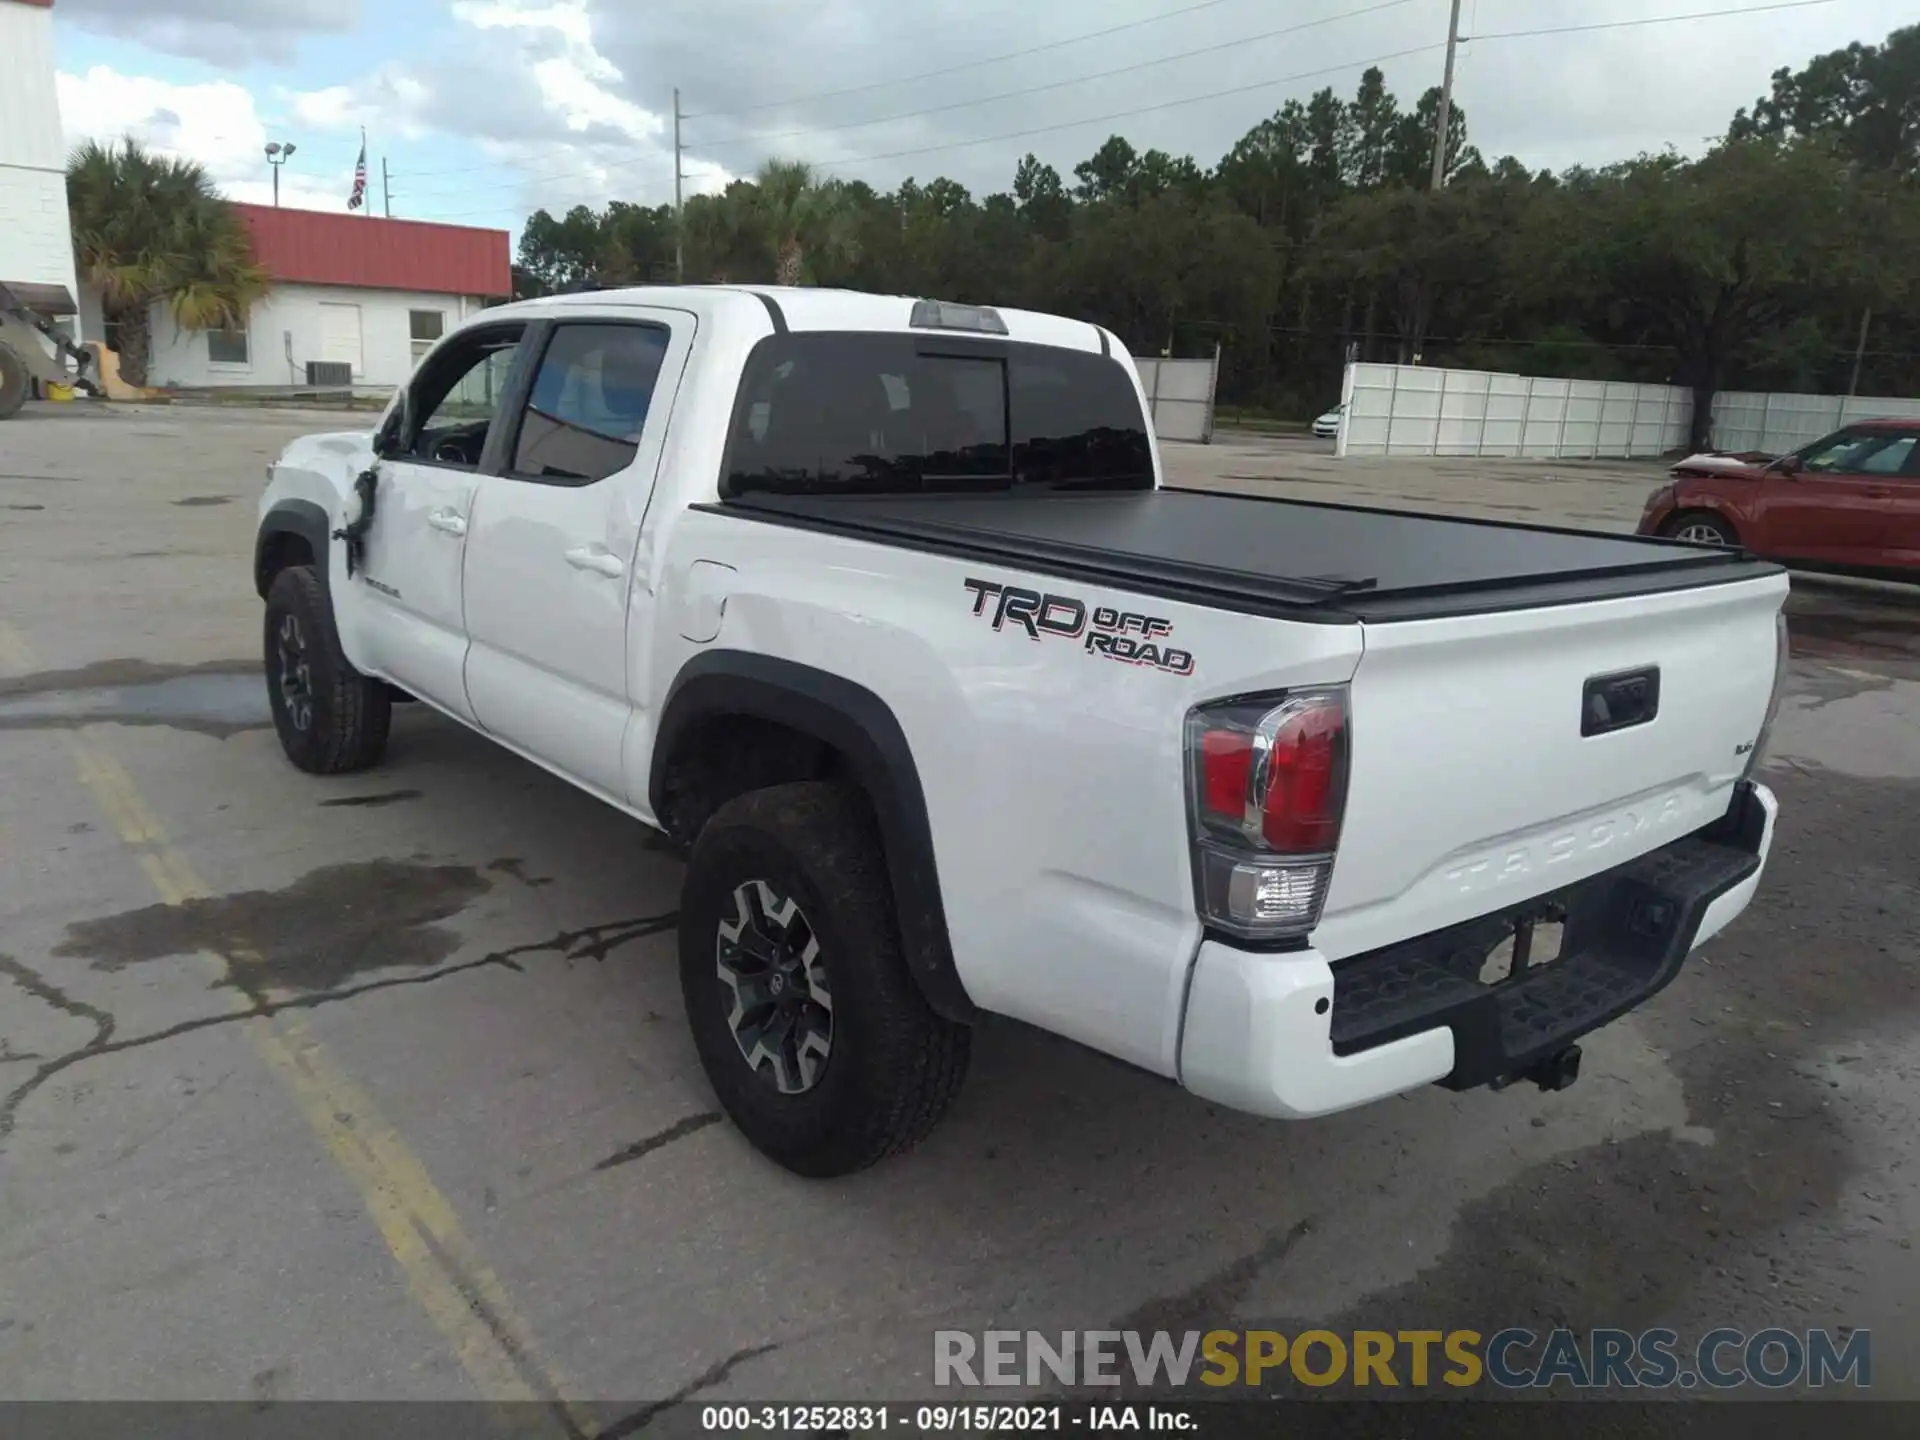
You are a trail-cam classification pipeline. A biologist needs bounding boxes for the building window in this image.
[207,321,249,366]
[410,309,446,363]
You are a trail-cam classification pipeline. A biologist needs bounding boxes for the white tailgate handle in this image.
[565,545,625,578]
[427,508,467,537]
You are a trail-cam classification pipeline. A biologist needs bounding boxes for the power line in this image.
[1459,0,1838,43]
[807,42,1445,170]
[690,0,1416,153]
[398,0,1845,221]
[406,39,1443,219]
[682,0,1255,121]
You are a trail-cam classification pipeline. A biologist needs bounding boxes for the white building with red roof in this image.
[114,203,513,392]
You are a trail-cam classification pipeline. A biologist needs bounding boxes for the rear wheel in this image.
[263,564,391,774]
[0,343,29,420]
[679,782,970,1177]
[1662,511,1739,547]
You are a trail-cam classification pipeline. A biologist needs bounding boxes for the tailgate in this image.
[1312,571,1789,960]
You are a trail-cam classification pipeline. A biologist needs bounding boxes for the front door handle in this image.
[565,545,625,578]
[1865,488,1892,499]
[428,508,467,536]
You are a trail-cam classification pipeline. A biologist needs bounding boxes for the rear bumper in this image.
[1178,781,1777,1119]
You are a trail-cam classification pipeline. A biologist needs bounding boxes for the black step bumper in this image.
[1328,782,1772,1090]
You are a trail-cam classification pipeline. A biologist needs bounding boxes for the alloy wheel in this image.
[276,613,315,732]
[716,880,834,1095]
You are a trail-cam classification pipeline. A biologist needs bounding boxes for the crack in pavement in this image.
[593,1111,724,1172]
[0,911,678,1148]
[596,1343,784,1437]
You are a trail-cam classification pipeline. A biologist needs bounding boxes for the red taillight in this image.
[1260,699,1344,852]
[1200,730,1253,822]
[1186,689,1350,941]
[1194,693,1348,854]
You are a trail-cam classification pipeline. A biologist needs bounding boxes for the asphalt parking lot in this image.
[2,402,1918,1415]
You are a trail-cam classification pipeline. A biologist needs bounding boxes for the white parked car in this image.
[1312,404,1344,439]
[255,286,1787,1176]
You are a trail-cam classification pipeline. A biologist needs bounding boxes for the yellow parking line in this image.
[0,621,591,1432]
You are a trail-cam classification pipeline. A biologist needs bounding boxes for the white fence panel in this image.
[1134,354,1219,443]
[1334,361,1920,461]
[1337,361,1693,459]
[1480,371,1530,455]
[1712,390,1920,452]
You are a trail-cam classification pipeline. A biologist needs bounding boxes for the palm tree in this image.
[752,159,859,286]
[681,185,761,283]
[67,138,270,387]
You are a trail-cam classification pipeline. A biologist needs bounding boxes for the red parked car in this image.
[1638,419,1920,579]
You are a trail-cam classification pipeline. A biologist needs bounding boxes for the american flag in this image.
[347,132,368,211]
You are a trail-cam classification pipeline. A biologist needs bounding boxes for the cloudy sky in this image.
[47,0,1913,238]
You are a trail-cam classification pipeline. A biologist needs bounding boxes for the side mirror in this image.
[1771,454,1803,478]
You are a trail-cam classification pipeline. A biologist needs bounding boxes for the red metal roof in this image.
[233,203,511,298]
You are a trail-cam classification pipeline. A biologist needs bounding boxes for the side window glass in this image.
[400,325,526,469]
[1799,429,1871,473]
[510,322,670,484]
[1854,436,1916,476]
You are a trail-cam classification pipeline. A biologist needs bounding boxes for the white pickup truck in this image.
[256,286,1788,1176]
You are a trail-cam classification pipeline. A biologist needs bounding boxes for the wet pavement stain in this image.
[171,495,232,507]
[0,660,267,737]
[487,856,555,888]
[54,860,494,994]
[6,504,45,512]
[319,789,424,809]
[2,909,678,1147]
[1785,584,1920,667]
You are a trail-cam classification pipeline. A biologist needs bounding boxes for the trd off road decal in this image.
[962,578,1195,676]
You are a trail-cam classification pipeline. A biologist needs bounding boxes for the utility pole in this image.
[1847,308,1872,397]
[382,158,392,218]
[673,87,685,282]
[1428,0,1464,192]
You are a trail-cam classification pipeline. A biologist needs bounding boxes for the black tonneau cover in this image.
[707,489,1782,624]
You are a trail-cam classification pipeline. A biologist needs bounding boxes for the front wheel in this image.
[263,564,391,774]
[1661,511,1739,547]
[678,782,970,1177]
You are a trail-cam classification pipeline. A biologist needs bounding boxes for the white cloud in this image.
[287,71,434,139]
[57,66,360,213]
[58,0,357,65]
[275,0,733,222]
[59,66,269,184]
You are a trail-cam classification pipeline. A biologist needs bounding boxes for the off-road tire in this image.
[263,563,391,774]
[0,343,29,420]
[1661,510,1739,548]
[679,782,971,1177]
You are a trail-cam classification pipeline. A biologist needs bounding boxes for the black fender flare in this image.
[254,498,332,597]
[652,650,977,1022]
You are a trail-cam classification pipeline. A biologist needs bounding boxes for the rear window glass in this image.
[723,333,1152,496]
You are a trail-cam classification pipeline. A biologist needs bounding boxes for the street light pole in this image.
[1428,0,1463,192]
[264,141,297,206]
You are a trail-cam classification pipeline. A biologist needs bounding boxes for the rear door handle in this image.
[1865,488,1892,499]
[565,545,625,578]
[427,508,467,536]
